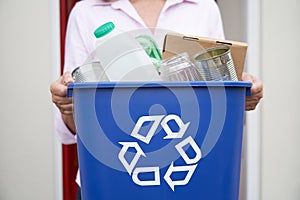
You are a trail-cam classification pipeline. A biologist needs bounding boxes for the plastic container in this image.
[93,22,161,82]
[68,81,251,200]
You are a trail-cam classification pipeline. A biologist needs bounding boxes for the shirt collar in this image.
[89,0,114,6]
[90,0,200,6]
[184,0,200,2]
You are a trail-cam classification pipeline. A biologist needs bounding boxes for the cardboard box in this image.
[162,33,248,80]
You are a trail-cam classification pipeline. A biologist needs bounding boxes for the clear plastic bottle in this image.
[93,22,161,82]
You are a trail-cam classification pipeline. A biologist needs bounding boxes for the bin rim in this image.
[67,81,252,97]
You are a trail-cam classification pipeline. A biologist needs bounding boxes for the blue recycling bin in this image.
[67,81,251,200]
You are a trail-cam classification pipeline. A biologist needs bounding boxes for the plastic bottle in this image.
[135,35,162,72]
[93,22,161,82]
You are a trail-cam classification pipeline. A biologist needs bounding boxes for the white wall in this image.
[218,0,243,41]
[0,0,61,200]
[261,0,300,199]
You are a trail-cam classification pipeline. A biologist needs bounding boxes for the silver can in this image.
[72,61,109,82]
[193,46,238,81]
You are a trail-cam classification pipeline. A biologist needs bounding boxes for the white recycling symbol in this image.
[118,114,202,191]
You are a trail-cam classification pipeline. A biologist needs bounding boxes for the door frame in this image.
[243,0,262,199]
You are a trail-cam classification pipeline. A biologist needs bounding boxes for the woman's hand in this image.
[50,71,76,134]
[242,72,263,111]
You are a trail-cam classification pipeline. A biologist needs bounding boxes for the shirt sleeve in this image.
[63,3,91,73]
[54,3,90,144]
[54,108,77,144]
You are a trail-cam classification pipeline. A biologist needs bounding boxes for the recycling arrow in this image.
[163,162,198,191]
[132,166,160,186]
[130,115,164,144]
[175,136,202,165]
[161,114,190,139]
[118,142,146,175]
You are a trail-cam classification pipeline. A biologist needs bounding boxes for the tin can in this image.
[72,61,109,82]
[193,46,238,81]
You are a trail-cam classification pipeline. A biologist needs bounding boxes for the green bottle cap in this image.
[94,22,115,38]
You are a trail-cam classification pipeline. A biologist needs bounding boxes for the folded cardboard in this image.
[162,33,248,80]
